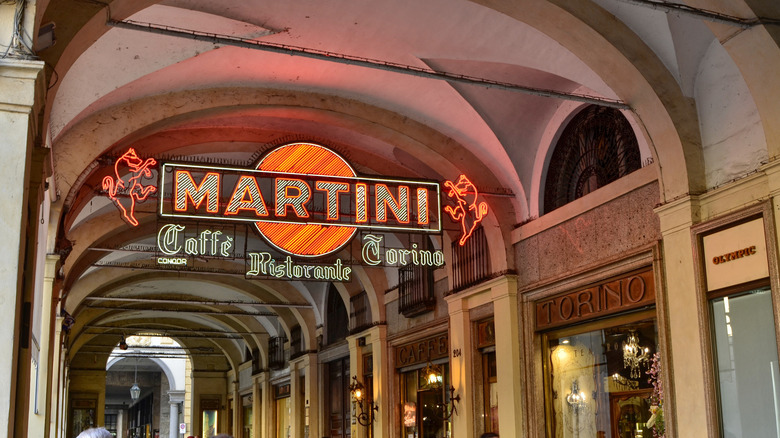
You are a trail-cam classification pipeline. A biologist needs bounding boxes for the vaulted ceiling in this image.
[35,0,773,372]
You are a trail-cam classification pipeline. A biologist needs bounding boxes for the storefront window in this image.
[402,364,453,438]
[202,410,218,438]
[544,315,657,438]
[276,396,291,438]
[242,395,253,438]
[70,399,96,438]
[711,287,780,437]
[483,352,498,433]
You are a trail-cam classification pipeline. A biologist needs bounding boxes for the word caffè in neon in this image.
[104,142,488,281]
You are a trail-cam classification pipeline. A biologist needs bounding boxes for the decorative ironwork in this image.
[451,225,490,291]
[544,105,641,213]
[289,325,303,360]
[420,362,460,420]
[349,375,378,426]
[268,335,287,370]
[399,264,435,317]
[350,291,373,333]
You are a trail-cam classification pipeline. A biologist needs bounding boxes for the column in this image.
[170,401,179,438]
[168,390,185,438]
[30,254,58,438]
[655,196,704,437]
[259,372,273,438]
[289,362,302,438]
[302,353,319,438]
[447,298,474,438]
[252,375,261,438]
[0,56,45,438]
[368,326,388,438]
[491,276,522,438]
[346,334,365,438]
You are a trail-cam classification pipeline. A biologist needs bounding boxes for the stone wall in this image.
[514,182,661,288]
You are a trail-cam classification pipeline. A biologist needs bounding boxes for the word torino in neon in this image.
[160,164,440,232]
[361,234,444,267]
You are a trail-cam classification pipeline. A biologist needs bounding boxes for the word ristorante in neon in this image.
[247,252,351,282]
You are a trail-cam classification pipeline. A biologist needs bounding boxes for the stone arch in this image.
[472,0,705,200]
[106,355,183,391]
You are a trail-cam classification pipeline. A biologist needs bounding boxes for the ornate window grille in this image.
[451,225,490,291]
[326,284,349,345]
[350,291,373,333]
[251,348,261,374]
[289,325,303,360]
[544,105,641,213]
[268,335,287,370]
[399,264,435,317]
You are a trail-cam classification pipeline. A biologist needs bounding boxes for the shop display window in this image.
[544,313,657,438]
[242,395,253,438]
[202,410,218,438]
[401,364,453,438]
[710,286,780,437]
[276,396,291,438]
[483,351,498,433]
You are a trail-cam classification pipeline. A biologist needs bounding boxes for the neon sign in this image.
[103,148,158,226]
[160,142,441,258]
[443,174,488,246]
[157,224,234,258]
[361,234,444,267]
[246,252,352,282]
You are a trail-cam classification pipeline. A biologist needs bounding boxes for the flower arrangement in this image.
[645,352,665,437]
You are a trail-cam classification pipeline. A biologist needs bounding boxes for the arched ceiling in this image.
[36,0,772,372]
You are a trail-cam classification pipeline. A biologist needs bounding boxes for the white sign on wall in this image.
[703,218,768,291]
[179,423,186,434]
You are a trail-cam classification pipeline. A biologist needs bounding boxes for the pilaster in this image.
[0,57,45,438]
[655,196,705,438]
[447,297,474,438]
[252,374,261,438]
[368,326,388,438]
[346,334,366,438]
[491,276,523,438]
[30,254,58,438]
[302,353,319,438]
[259,372,272,438]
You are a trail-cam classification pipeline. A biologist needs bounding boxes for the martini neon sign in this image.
[160,142,442,257]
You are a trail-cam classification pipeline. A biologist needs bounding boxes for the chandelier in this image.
[622,330,650,379]
[566,380,587,411]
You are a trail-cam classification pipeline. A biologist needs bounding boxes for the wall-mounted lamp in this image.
[566,380,586,411]
[118,336,128,350]
[349,376,378,426]
[421,362,460,420]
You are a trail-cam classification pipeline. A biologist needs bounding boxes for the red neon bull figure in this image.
[444,174,488,246]
[102,148,158,226]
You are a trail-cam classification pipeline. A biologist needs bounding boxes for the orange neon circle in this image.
[255,142,357,257]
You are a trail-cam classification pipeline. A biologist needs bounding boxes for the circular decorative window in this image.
[543,105,641,213]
